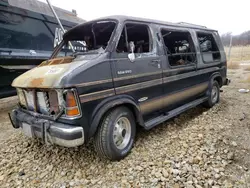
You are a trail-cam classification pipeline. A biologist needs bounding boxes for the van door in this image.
[111,22,164,120]
[160,28,208,112]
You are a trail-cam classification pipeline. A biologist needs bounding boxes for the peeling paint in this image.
[12,61,77,88]
[30,78,44,87]
[39,57,74,67]
[11,55,90,89]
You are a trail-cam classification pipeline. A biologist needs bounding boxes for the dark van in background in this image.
[0,0,84,98]
[9,15,230,161]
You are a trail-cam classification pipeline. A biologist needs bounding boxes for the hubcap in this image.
[113,117,131,150]
[211,85,218,104]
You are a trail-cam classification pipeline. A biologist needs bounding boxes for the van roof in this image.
[75,15,217,32]
[4,0,85,24]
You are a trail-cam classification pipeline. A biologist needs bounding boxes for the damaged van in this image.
[9,16,230,161]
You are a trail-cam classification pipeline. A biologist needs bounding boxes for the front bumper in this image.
[9,109,84,147]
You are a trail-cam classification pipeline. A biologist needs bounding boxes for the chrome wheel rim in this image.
[211,85,218,104]
[113,117,131,150]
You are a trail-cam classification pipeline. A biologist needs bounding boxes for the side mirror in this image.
[128,41,135,62]
[128,53,135,62]
[129,41,135,53]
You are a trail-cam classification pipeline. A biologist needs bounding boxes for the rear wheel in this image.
[94,106,136,161]
[203,80,220,108]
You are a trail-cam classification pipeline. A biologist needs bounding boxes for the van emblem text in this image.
[117,70,132,75]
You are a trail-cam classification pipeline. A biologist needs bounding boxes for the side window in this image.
[116,23,152,54]
[197,32,221,63]
[160,29,196,67]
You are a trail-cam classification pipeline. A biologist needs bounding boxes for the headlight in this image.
[17,88,26,107]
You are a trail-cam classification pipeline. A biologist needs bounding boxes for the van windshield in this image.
[55,20,117,57]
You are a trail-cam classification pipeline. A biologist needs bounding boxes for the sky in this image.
[40,0,249,35]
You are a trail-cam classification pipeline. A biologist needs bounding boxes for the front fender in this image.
[88,95,143,138]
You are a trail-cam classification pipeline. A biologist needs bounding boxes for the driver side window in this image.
[116,23,152,54]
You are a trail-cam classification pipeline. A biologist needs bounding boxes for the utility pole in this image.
[46,0,75,52]
[228,33,233,61]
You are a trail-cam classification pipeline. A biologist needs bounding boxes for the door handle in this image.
[149,59,161,68]
[151,59,161,63]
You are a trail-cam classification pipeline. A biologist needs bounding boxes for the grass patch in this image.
[241,75,250,83]
[245,75,250,83]
[225,46,250,62]
[228,62,240,69]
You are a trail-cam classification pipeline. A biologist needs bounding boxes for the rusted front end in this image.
[12,57,75,89]
[9,56,87,147]
[9,17,118,148]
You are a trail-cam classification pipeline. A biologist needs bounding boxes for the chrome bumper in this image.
[9,109,84,147]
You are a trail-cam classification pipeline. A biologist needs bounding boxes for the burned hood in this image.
[12,55,101,89]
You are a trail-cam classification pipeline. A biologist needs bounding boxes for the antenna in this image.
[46,0,75,52]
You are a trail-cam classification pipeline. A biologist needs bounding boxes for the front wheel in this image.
[203,80,220,108]
[94,106,136,161]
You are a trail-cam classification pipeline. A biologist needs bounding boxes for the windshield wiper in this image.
[71,51,98,57]
[72,47,105,57]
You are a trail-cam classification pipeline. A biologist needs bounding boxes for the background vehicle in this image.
[0,0,84,98]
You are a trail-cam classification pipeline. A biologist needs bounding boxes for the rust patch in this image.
[30,78,44,87]
[48,90,59,114]
[38,57,74,67]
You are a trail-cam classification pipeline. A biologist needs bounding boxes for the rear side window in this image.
[116,23,152,54]
[197,32,221,63]
[160,29,196,67]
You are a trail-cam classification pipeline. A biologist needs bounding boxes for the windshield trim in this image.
[63,19,118,40]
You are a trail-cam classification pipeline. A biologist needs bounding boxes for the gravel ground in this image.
[0,68,250,188]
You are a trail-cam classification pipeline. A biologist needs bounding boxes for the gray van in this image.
[9,16,230,161]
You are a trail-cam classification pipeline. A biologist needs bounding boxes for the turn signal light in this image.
[65,91,80,117]
[66,91,77,107]
[66,107,80,116]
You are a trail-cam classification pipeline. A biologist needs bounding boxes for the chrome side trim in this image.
[163,67,219,83]
[80,89,115,103]
[140,82,209,114]
[74,71,162,88]
[78,67,218,103]
[73,67,218,89]
[75,79,113,87]
[116,78,162,94]
[114,70,162,81]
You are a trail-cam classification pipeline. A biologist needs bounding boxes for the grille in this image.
[22,90,60,116]
[37,92,50,115]
[24,90,35,111]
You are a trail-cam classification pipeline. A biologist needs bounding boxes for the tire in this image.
[94,106,136,161]
[203,80,220,108]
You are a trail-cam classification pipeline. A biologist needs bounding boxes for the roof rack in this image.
[177,22,207,28]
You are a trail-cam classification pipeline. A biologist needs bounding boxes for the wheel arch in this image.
[205,72,222,97]
[89,95,144,138]
[210,72,223,87]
